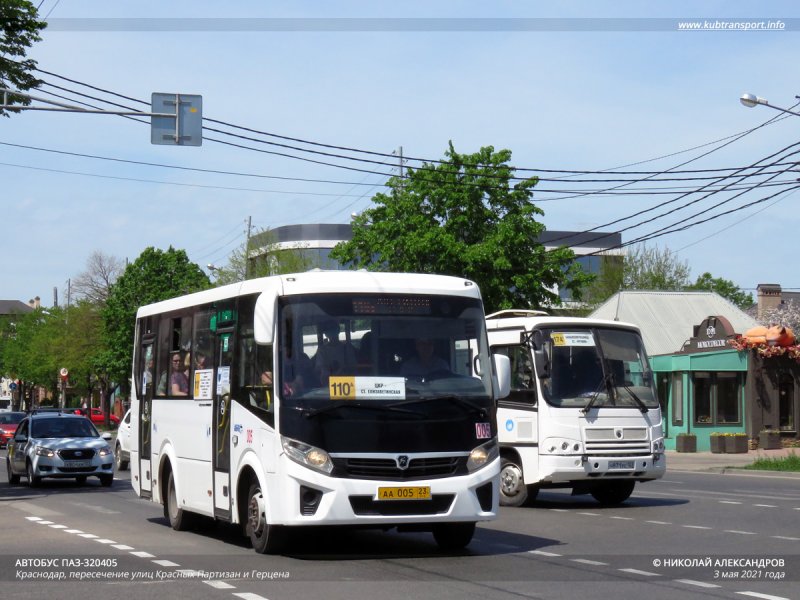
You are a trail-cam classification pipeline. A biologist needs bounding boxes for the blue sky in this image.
[2,1,800,306]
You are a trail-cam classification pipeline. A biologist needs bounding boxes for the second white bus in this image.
[130,271,510,553]
[486,310,665,506]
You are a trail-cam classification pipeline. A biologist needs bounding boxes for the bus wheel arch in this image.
[237,469,285,554]
[160,458,195,530]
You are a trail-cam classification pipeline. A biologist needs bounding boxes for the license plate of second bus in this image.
[608,460,634,470]
[376,486,431,501]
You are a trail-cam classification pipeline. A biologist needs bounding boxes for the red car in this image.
[73,407,120,427]
[0,411,26,447]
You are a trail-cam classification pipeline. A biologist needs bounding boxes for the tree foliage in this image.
[329,142,590,312]
[623,244,691,291]
[687,272,754,309]
[101,247,209,386]
[0,0,47,117]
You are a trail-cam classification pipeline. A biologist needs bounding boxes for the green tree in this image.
[329,142,590,312]
[623,243,691,290]
[687,272,753,309]
[101,247,210,389]
[210,227,312,286]
[0,1,47,117]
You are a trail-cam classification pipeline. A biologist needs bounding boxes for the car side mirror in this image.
[15,435,27,443]
[102,432,113,441]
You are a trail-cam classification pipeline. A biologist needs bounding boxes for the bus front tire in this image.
[499,458,529,507]
[432,522,476,551]
[246,482,284,554]
[591,481,635,506]
[165,471,195,530]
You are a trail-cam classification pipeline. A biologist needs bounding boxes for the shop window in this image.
[693,372,712,424]
[779,373,795,432]
[692,371,742,426]
[715,373,741,424]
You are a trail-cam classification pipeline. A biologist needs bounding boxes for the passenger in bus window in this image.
[314,320,357,383]
[170,353,189,396]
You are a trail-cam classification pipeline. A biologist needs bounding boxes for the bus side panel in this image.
[153,399,214,516]
[498,406,541,484]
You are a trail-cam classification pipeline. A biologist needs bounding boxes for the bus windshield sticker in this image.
[193,369,214,400]
[329,376,406,400]
[550,332,595,347]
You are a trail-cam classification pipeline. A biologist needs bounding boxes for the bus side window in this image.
[496,345,537,407]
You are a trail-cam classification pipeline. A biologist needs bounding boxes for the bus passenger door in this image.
[213,330,233,518]
[138,339,155,498]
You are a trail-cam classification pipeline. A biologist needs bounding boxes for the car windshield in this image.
[31,418,99,438]
[0,412,25,425]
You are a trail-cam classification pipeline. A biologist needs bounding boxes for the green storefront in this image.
[651,316,749,452]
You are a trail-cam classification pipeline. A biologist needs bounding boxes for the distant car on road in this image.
[6,412,115,487]
[68,407,121,428]
[0,411,25,447]
[114,409,131,471]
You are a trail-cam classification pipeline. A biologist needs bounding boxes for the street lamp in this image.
[740,92,800,117]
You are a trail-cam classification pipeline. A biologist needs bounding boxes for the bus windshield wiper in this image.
[395,394,489,419]
[581,374,612,414]
[300,402,421,419]
[619,383,649,414]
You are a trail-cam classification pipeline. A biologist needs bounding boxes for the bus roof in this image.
[136,271,482,318]
[485,312,642,334]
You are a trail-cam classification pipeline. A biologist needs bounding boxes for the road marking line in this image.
[645,520,671,525]
[549,508,569,512]
[682,525,712,530]
[528,550,561,557]
[571,559,608,566]
[48,524,67,529]
[205,581,236,590]
[736,592,791,600]
[719,500,742,504]
[619,568,660,577]
[725,530,757,535]
[754,504,777,508]
[112,544,134,550]
[676,579,720,589]
[131,551,155,558]
[772,536,800,541]
[232,594,270,600]
[609,516,634,520]
[95,539,116,544]
[152,559,179,567]
[578,512,599,516]
[25,516,42,521]
[78,533,98,538]
[35,520,55,525]
[64,529,84,534]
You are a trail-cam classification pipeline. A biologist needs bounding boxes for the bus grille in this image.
[349,494,455,516]
[584,427,650,455]
[332,456,466,480]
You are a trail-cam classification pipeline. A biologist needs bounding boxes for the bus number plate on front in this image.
[608,460,634,470]
[376,486,431,501]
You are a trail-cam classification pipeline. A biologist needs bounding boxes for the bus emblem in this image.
[396,455,409,470]
[615,428,623,439]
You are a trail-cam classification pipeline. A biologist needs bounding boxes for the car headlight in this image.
[98,446,112,457]
[281,436,333,474]
[467,439,499,472]
[35,446,55,457]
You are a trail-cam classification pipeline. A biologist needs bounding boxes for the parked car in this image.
[114,409,131,471]
[0,411,26,448]
[70,407,121,427]
[6,412,114,487]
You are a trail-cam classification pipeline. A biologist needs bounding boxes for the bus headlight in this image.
[281,436,333,474]
[542,438,583,455]
[652,439,665,453]
[35,446,55,457]
[467,439,498,473]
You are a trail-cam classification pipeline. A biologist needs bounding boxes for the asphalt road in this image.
[1,453,798,600]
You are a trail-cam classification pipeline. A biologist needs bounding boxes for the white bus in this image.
[130,271,510,553]
[486,310,665,507]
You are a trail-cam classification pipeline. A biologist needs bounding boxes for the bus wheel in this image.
[165,471,194,530]
[433,522,476,551]
[499,458,528,507]
[246,482,284,554]
[591,481,635,506]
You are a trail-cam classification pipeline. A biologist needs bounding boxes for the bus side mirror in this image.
[533,348,550,379]
[492,353,511,400]
[254,284,281,343]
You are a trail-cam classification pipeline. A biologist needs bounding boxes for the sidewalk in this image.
[665,446,799,474]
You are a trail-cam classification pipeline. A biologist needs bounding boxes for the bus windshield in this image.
[539,327,659,410]
[277,293,493,407]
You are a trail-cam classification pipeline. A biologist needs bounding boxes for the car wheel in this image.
[6,458,20,485]
[100,474,114,487]
[246,481,284,554]
[164,470,194,530]
[114,443,129,471]
[26,461,41,487]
